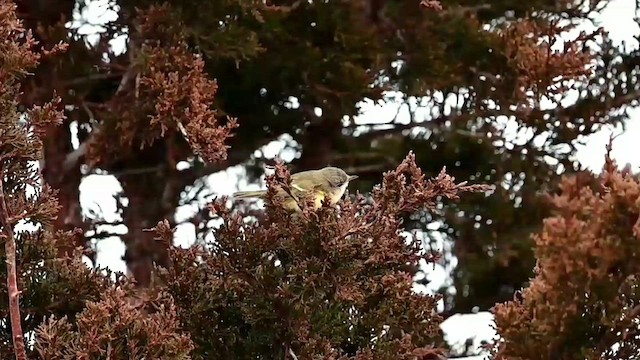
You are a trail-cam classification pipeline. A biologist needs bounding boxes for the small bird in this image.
[233,166,358,212]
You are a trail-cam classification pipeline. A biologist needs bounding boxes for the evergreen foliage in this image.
[2,0,640,358]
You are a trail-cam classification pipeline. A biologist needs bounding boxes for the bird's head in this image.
[319,167,358,194]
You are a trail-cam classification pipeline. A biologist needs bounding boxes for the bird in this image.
[233,166,358,212]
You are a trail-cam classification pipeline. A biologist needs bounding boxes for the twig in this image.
[287,346,299,360]
[90,220,126,227]
[85,231,125,241]
[106,341,112,360]
[343,163,392,175]
[110,165,165,177]
[62,72,122,87]
[0,164,27,360]
[0,150,17,163]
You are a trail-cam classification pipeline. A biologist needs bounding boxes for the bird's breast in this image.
[327,182,349,205]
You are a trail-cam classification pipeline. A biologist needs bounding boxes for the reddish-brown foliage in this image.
[498,18,596,104]
[36,286,194,360]
[0,2,66,359]
[0,1,192,359]
[88,4,236,167]
[493,153,640,359]
[16,0,624,313]
[156,152,489,359]
[3,0,640,359]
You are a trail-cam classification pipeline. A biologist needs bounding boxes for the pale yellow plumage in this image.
[233,167,357,212]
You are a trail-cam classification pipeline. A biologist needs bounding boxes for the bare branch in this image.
[62,72,123,87]
[0,164,27,360]
[287,346,299,360]
[62,142,87,172]
[343,163,394,175]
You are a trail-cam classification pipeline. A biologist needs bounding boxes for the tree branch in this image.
[61,72,123,87]
[85,231,124,241]
[343,163,394,175]
[287,346,299,360]
[0,164,27,360]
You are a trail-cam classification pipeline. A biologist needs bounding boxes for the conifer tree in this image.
[493,151,640,359]
[2,1,489,358]
[3,0,640,359]
[1,2,192,358]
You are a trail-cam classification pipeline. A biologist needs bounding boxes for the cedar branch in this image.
[0,164,27,360]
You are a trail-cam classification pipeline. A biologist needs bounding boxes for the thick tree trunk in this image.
[42,125,84,256]
[120,163,181,287]
[16,0,85,257]
[296,117,343,170]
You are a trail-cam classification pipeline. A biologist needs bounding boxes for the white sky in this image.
[64,0,640,357]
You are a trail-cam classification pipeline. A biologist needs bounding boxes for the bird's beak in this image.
[347,175,358,181]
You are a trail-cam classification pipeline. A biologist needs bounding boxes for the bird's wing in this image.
[290,175,324,196]
[288,175,326,208]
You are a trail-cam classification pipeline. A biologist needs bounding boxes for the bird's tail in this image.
[232,190,268,199]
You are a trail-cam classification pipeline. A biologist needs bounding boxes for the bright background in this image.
[67,0,640,358]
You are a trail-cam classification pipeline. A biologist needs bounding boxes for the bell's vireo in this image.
[233,166,358,211]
